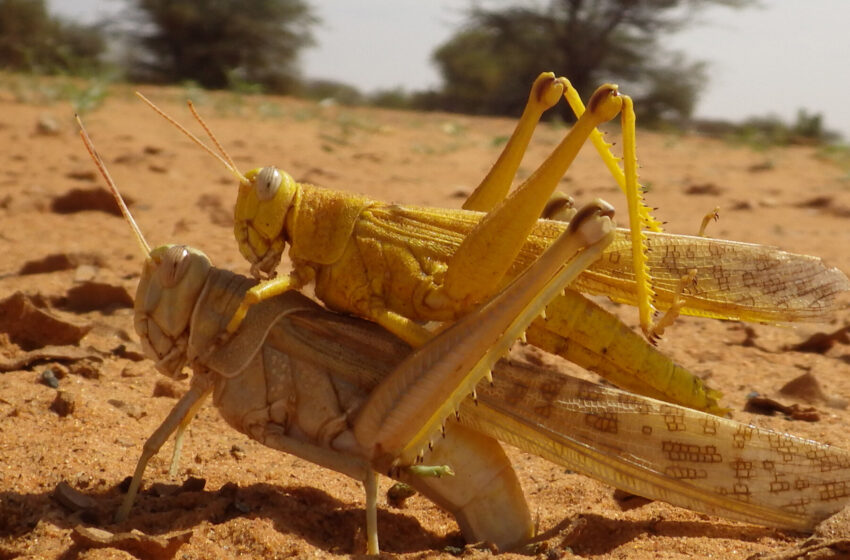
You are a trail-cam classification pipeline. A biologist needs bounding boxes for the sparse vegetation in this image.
[0,0,105,75]
[0,0,843,149]
[125,0,316,94]
[696,109,842,149]
[420,0,753,124]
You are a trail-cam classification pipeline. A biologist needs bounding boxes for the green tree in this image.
[429,0,751,123]
[128,0,316,93]
[0,0,104,74]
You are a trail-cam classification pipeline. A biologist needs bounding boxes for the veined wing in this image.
[583,231,850,323]
[467,359,849,530]
[361,204,849,324]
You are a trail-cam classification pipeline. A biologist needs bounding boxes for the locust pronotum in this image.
[136,73,849,416]
[79,116,850,555]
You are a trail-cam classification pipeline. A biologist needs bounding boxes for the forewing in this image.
[362,204,850,323]
[470,359,850,531]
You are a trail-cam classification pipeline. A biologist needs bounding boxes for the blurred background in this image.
[3,0,847,144]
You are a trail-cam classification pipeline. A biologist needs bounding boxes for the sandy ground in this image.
[2,84,850,559]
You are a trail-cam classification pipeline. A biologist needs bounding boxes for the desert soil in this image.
[1,84,850,559]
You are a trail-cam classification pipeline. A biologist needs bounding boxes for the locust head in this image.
[234,165,298,278]
[133,93,300,280]
[77,116,214,380]
[134,245,212,378]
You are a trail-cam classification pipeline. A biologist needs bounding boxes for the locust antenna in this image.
[186,99,241,174]
[134,92,249,185]
[76,115,152,257]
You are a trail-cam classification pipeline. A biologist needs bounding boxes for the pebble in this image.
[230,444,246,461]
[41,368,60,388]
[387,482,416,508]
[53,480,96,511]
[49,390,76,417]
[152,379,181,399]
[181,476,206,493]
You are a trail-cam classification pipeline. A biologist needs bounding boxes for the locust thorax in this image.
[234,166,298,278]
[134,245,212,378]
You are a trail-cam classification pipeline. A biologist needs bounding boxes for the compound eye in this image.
[158,246,191,288]
[255,166,282,201]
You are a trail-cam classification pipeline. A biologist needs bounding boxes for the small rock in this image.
[18,252,103,275]
[613,488,652,510]
[51,187,132,216]
[113,344,145,361]
[73,264,98,282]
[796,195,833,209]
[217,481,239,498]
[387,482,416,508]
[149,482,180,497]
[730,200,755,211]
[36,114,61,135]
[181,476,206,493]
[70,526,193,559]
[230,444,246,461]
[41,368,60,388]
[684,182,723,196]
[69,359,101,380]
[65,281,134,312]
[50,390,76,417]
[121,362,149,378]
[118,476,134,493]
[65,169,97,181]
[0,346,94,373]
[0,292,92,350]
[816,504,850,539]
[108,399,146,420]
[788,325,850,354]
[779,372,827,403]
[152,379,181,399]
[744,393,820,422]
[780,371,848,410]
[53,480,96,511]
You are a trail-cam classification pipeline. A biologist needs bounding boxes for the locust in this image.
[136,73,850,416]
[79,118,850,555]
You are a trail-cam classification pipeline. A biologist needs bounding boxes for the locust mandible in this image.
[136,74,849,417]
[80,117,850,555]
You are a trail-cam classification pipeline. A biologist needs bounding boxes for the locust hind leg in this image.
[457,75,662,341]
[354,200,616,472]
[425,85,624,318]
[462,72,568,212]
[561,81,666,341]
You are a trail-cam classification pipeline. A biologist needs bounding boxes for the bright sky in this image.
[49,0,850,139]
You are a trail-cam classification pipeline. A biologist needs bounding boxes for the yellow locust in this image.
[138,73,849,415]
[79,120,850,555]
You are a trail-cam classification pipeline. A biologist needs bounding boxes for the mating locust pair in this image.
[79,73,850,554]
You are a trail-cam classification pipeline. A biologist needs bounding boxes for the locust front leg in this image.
[226,274,304,334]
[116,380,212,522]
[354,200,616,478]
[227,166,305,334]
